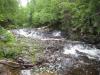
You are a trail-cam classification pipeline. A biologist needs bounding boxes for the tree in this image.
[0,0,18,21]
[71,0,100,35]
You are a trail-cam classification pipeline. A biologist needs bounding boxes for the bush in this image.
[0,27,15,44]
[0,27,19,59]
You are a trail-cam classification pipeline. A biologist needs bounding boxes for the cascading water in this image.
[63,42,100,60]
[11,28,44,39]
[11,28,62,39]
[10,28,100,75]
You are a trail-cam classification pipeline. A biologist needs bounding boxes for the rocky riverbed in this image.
[2,28,100,75]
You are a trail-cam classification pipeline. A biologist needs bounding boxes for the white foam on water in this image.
[11,29,43,39]
[19,29,29,37]
[21,70,31,75]
[52,31,61,37]
[63,43,100,60]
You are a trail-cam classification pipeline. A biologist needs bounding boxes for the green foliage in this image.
[30,0,100,35]
[0,28,43,62]
[71,0,100,34]
[0,0,18,21]
[0,0,100,34]
[14,8,29,27]
[0,27,15,44]
[31,0,59,27]
[0,27,17,59]
[28,0,74,29]
[0,44,22,59]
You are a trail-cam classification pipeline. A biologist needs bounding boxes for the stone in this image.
[0,60,20,75]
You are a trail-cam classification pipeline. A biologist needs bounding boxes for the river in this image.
[10,28,100,75]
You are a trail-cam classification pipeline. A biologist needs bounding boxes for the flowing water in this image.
[63,42,100,60]
[10,28,100,75]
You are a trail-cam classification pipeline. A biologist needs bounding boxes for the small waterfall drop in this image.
[11,28,44,39]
